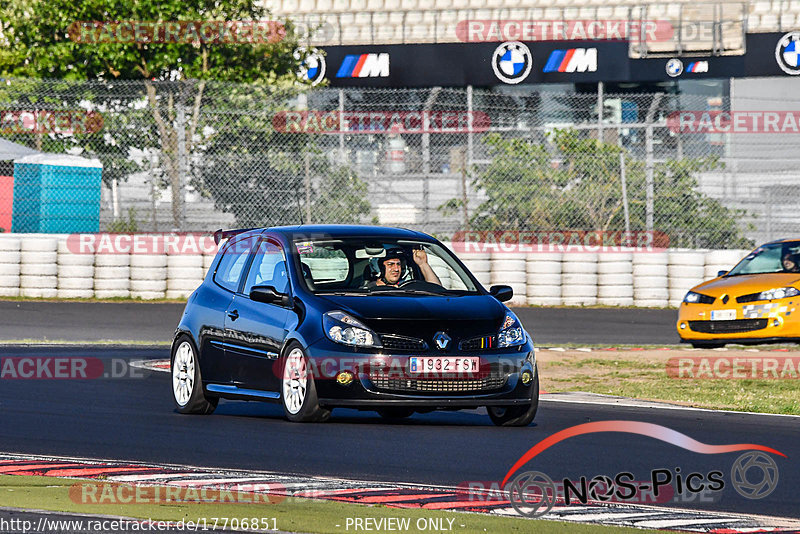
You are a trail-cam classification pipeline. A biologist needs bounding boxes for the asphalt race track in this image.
[0,345,797,521]
[0,301,680,345]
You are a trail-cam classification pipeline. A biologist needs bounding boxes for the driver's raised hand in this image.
[412,248,429,266]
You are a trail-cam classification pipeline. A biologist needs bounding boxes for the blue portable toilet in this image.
[12,154,103,233]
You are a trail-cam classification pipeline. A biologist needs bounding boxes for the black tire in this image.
[171,335,218,414]
[377,407,415,419]
[281,342,330,423]
[487,368,539,427]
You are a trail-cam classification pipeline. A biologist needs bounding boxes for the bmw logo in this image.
[492,41,533,84]
[776,31,800,75]
[295,48,326,86]
[666,58,683,77]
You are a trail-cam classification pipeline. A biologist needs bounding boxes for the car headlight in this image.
[498,311,526,348]
[323,311,380,347]
[683,291,714,304]
[757,287,800,301]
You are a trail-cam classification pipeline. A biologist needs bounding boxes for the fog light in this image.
[773,318,781,327]
[521,370,533,385]
[679,322,687,330]
[336,371,354,386]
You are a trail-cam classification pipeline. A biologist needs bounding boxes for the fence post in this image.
[338,89,345,162]
[645,93,664,234]
[598,81,604,142]
[467,85,473,167]
[149,151,158,232]
[176,103,187,231]
[620,152,630,234]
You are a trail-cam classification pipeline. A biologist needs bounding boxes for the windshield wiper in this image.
[369,288,445,296]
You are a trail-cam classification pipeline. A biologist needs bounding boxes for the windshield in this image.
[292,238,480,295]
[726,241,800,276]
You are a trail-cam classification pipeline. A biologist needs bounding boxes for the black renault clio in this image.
[171,225,539,426]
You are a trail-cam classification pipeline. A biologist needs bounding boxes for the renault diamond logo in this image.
[433,332,451,350]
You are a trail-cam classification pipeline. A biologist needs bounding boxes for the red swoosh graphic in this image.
[501,420,786,487]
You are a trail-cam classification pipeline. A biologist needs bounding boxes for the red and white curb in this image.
[0,453,798,533]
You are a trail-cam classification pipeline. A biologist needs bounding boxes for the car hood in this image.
[317,294,505,322]
[316,294,509,342]
[694,273,800,297]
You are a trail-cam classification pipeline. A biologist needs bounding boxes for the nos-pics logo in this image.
[492,41,533,84]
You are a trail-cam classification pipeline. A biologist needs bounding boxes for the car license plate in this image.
[711,309,736,320]
[409,357,479,374]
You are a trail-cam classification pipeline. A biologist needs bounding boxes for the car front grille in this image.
[379,334,428,351]
[459,335,498,351]
[688,319,768,334]
[369,374,508,393]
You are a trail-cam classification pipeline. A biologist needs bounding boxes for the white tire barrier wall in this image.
[561,253,598,306]
[0,233,755,307]
[597,252,634,306]
[0,236,21,297]
[526,252,562,306]
[166,251,204,299]
[94,252,130,299]
[57,238,94,299]
[704,249,748,279]
[632,252,669,308]
[20,237,58,298]
[490,251,527,306]
[131,253,168,300]
[668,250,708,307]
[460,251,490,287]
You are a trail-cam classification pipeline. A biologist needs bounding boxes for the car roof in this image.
[264,224,434,241]
[760,238,800,246]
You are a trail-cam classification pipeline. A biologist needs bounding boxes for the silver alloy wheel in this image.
[172,341,195,407]
[282,348,308,415]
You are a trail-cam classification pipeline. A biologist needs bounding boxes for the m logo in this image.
[336,53,390,78]
[543,48,597,73]
[433,332,451,350]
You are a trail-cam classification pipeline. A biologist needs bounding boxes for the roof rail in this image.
[212,227,260,245]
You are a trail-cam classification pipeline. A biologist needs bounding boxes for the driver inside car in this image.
[366,247,441,288]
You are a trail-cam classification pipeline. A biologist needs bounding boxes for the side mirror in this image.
[717,270,728,277]
[489,285,513,302]
[250,285,291,307]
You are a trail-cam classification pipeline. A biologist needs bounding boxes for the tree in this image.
[443,130,752,248]
[0,0,308,228]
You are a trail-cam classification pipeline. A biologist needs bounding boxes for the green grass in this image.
[543,358,800,415]
[0,475,643,534]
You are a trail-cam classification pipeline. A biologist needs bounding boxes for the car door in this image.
[199,234,259,384]
[223,237,291,392]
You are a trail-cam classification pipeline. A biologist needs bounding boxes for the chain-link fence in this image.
[0,78,798,248]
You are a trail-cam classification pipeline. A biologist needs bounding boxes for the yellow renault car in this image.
[677,239,800,348]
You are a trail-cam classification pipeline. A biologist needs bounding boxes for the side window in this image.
[243,239,289,296]
[214,236,257,292]
[426,249,467,290]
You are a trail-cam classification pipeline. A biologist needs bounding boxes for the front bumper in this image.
[676,300,800,342]
[306,337,537,408]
